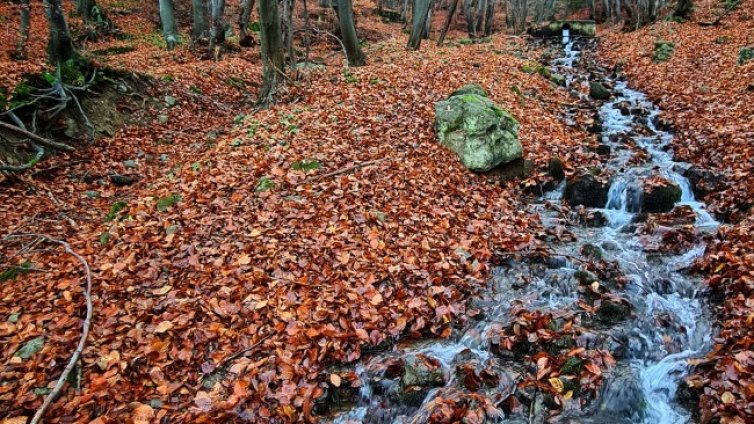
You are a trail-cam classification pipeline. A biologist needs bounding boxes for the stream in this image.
[328,36,718,424]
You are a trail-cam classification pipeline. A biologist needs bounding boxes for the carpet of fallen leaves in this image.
[600,2,754,421]
[0,1,609,422]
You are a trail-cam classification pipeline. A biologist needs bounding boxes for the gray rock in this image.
[123,159,137,169]
[401,354,444,388]
[550,73,566,86]
[158,114,169,124]
[435,85,522,172]
[164,95,177,107]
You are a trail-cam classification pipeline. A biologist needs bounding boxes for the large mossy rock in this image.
[435,85,522,172]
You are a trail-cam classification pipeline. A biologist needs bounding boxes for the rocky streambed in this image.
[320,37,718,424]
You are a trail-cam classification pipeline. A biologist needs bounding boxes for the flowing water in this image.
[330,36,717,424]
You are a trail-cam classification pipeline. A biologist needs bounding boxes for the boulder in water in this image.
[597,298,632,324]
[550,73,566,86]
[675,164,725,198]
[642,181,682,213]
[435,85,522,172]
[589,81,611,100]
[564,172,610,207]
[401,354,444,388]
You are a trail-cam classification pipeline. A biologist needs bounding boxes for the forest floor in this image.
[0,0,752,422]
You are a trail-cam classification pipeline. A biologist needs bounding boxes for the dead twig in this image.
[3,234,93,424]
[299,158,387,185]
[212,332,275,371]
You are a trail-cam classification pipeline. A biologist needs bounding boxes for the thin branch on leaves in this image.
[213,332,275,371]
[299,158,388,185]
[3,234,93,424]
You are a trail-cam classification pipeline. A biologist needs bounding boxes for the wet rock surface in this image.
[564,172,611,207]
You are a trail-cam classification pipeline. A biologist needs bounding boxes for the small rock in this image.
[164,95,178,107]
[158,114,169,124]
[548,156,565,182]
[492,158,534,183]
[109,174,137,186]
[123,159,137,169]
[581,243,604,260]
[550,73,566,86]
[596,144,611,156]
[401,354,444,388]
[598,299,631,324]
[642,182,681,213]
[564,172,610,208]
[574,270,598,285]
[589,81,611,100]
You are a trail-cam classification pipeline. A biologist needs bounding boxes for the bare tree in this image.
[193,0,209,41]
[258,0,285,104]
[46,0,76,64]
[407,0,432,49]
[159,0,179,49]
[209,0,227,56]
[437,0,459,46]
[239,0,256,46]
[335,0,366,65]
[12,0,31,60]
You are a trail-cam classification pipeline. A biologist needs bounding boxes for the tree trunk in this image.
[437,0,459,46]
[406,0,432,49]
[258,0,285,105]
[159,0,179,50]
[13,0,31,60]
[209,0,226,56]
[193,0,209,41]
[46,0,76,64]
[674,0,692,18]
[422,2,432,39]
[281,0,295,71]
[238,0,256,46]
[335,0,366,65]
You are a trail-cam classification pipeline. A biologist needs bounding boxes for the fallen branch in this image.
[212,332,275,371]
[300,158,387,185]
[0,121,74,152]
[4,234,93,424]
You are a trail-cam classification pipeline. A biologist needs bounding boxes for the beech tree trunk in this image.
[238,0,256,46]
[282,0,294,71]
[209,0,227,55]
[406,0,432,50]
[46,0,76,65]
[258,0,285,105]
[193,0,209,41]
[437,0,459,46]
[13,0,31,60]
[159,0,179,49]
[335,0,366,66]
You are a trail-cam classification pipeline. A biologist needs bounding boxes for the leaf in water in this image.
[15,336,44,359]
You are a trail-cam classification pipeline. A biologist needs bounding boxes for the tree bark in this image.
[437,0,458,46]
[159,0,179,49]
[193,0,209,41]
[238,0,256,46]
[335,0,366,65]
[674,0,692,18]
[282,0,295,71]
[258,0,285,105]
[46,0,76,64]
[13,0,31,60]
[406,0,432,49]
[209,0,227,55]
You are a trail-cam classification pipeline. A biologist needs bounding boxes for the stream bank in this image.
[325,36,718,424]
